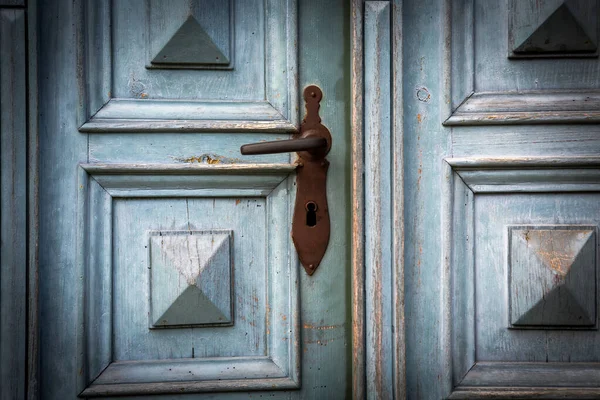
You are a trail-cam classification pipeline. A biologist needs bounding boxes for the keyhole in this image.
[306,201,317,227]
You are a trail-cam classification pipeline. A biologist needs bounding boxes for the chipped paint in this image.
[303,323,342,330]
[535,250,573,276]
[174,154,241,164]
[416,86,431,102]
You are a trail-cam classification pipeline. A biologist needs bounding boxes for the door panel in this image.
[397,0,600,398]
[38,0,350,398]
[77,166,298,396]
[447,160,600,397]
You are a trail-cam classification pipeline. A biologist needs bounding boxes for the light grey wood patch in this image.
[149,230,233,328]
[446,91,600,125]
[508,226,597,328]
[0,9,26,400]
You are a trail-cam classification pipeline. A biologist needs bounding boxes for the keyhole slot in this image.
[306,201,317,227]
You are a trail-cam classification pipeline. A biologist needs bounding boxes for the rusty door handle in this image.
[240,137,327,156]
[240,85,331,276]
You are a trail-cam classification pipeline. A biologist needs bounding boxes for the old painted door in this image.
[401,0,600,398]
[358,0,600,398]
[37,0,350,398]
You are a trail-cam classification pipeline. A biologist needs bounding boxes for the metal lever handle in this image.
[239,85,332,276]
[240,137,327,156]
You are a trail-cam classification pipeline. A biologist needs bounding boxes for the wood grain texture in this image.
[350,0,365,397]
[391,0,406,398]
[508,0,598,58]
[446,91,600,126]
[88,133,292,165]
[459,362,600,387]
[447,0,600,125]
[443,156,600,397]
[27,0,39,398]
[79,100,297,133]
[403,0,450,396]
[38,0,351,397]
[364,2,393,397]
[0,8,26,400]
[76,166,299,396]
[296,0,352,398]
[78,0,298,133]
[447,156,600,193]
[449,387,600,399]
[146,0,233,70]
[508,225,597,328]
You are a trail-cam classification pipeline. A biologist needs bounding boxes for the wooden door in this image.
[354,0,600,398]
[36,0,350,398]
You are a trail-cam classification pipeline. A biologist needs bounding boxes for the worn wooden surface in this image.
[442,157,600,399]
[78,0,297,133]
[350,0,365,394]
[38,0,350,398]
[402,0,600,398]
[0,7,26,400]
[364,2,392,398]
[27,0,39,398]
[446,91,600,125]
[402,0,450,397]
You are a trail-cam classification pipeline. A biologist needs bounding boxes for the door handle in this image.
[240,85,331,275]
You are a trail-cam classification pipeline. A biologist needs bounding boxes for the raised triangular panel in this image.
[154,285,229,326]
[151,16,229,66]
[514,3,597,55]
[509,227,596,328]
[514,285,593,326]
[149,230,233,328]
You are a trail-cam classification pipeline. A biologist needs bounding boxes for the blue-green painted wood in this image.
[402,0,450,397]
[38,0,350,398]
[395,0,600,397]
[364,2,393,398]
[0,8,27,400]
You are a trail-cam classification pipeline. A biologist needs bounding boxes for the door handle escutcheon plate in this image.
[241,85,331,275]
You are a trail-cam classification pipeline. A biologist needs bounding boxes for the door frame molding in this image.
[351,1,406,398]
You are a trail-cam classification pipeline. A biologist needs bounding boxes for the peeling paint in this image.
[303,323,342,330]
[174,154,241,164]
[416,87,431,102]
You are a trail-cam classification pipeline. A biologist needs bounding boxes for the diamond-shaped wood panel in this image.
[149,230,233,328]
[509,226,597,328]
[509,0,598,58]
